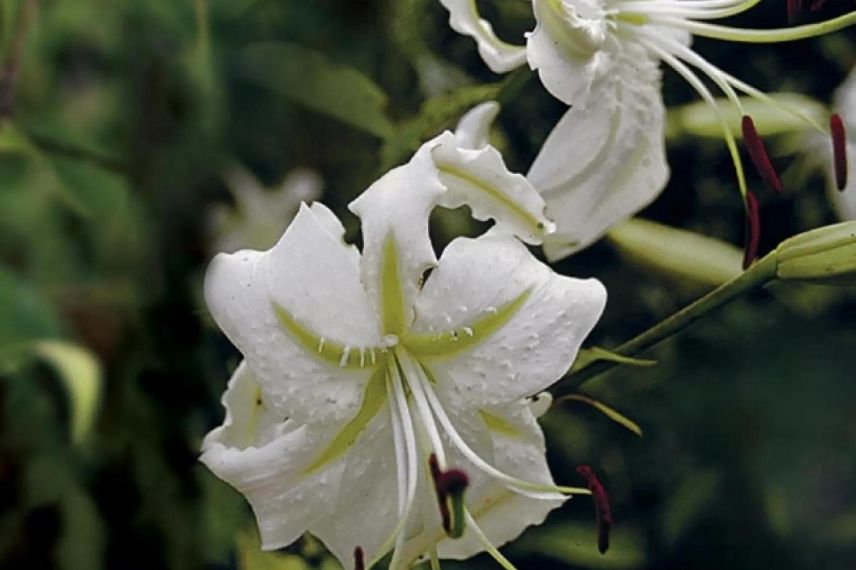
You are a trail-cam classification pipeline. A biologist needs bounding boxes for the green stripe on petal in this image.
[272,302,382,369]
[303,365,388,474]
[403,289,532,358]
[437,162,550,239]
[479,409,521,438]
[381,233,407,334]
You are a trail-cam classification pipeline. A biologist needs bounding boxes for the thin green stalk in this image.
[429,548,441,570]
[670,11,856,43]
[553,252,779,396]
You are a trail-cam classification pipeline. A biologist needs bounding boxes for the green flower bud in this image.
[775,222,856,285]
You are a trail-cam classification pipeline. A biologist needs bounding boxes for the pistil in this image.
[429,454,470,538]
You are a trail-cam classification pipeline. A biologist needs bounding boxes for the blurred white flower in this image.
[207,165,322,254]
[201,115,605,569]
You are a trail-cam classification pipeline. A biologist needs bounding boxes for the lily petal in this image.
[349,147,446,332]
[831,141,856,220]
[409,231,606,407]
[438,0,528,73]
[432,129,555,245]
[528,50,669,260]
[205,202,381,424]
[200,365,349,551]
[527,0,611,107]
[454,101,500,150]
[438,401,565,559]
[834,67,856,133]
[201,361,287,451]
[309,412,400,566]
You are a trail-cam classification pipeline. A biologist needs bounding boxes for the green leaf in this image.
[236,528,312,570]
[607,218,743,287]
[515,522,646,569]
[0,265,61,350]
[661,470,721,546]
[46,154,131,218]
[236,42,394,139]
[31,340,102,443]
[574,346,657,371]
[0,121,38,154]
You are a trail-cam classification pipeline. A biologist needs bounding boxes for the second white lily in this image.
[440,0,856,260]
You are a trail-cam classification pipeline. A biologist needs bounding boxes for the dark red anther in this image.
[742,191,761,270]
[831,113,848,191]
[809,0,827,10]
[577,465,613,555]
[787,0,802,23]
[742,115,783,194]
[438,469,470,495]
[354,547,365,570]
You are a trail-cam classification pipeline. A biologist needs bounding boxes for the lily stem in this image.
[553,252,779,396]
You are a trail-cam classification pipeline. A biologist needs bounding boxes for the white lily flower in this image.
[440,0,856,260]
[207,165,322,254]
[201,120,606,568]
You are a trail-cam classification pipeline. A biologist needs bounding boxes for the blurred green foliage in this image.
[0,0,854,569]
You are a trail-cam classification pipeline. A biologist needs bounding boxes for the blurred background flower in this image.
[207,165,322,254]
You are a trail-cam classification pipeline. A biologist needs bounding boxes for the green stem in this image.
[0,0,37,116]
[429,548,441,570]
[668,10,856,43]
[496,67,532,105]
[553,252,779,396]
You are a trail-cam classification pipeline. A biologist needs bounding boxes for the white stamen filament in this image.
[380,350,590,568]
[396,349,448,467]
[617,0,761,20]
[643,38,749,198]
[373,360,420,570]
[387,376,408,514]
[416,367,589,497]
[712,65,827,133]
[643,30,745,115]
[388,367,420,570]
[464,510,519,570]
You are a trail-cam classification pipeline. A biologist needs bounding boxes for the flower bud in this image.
[775,222,856,285]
